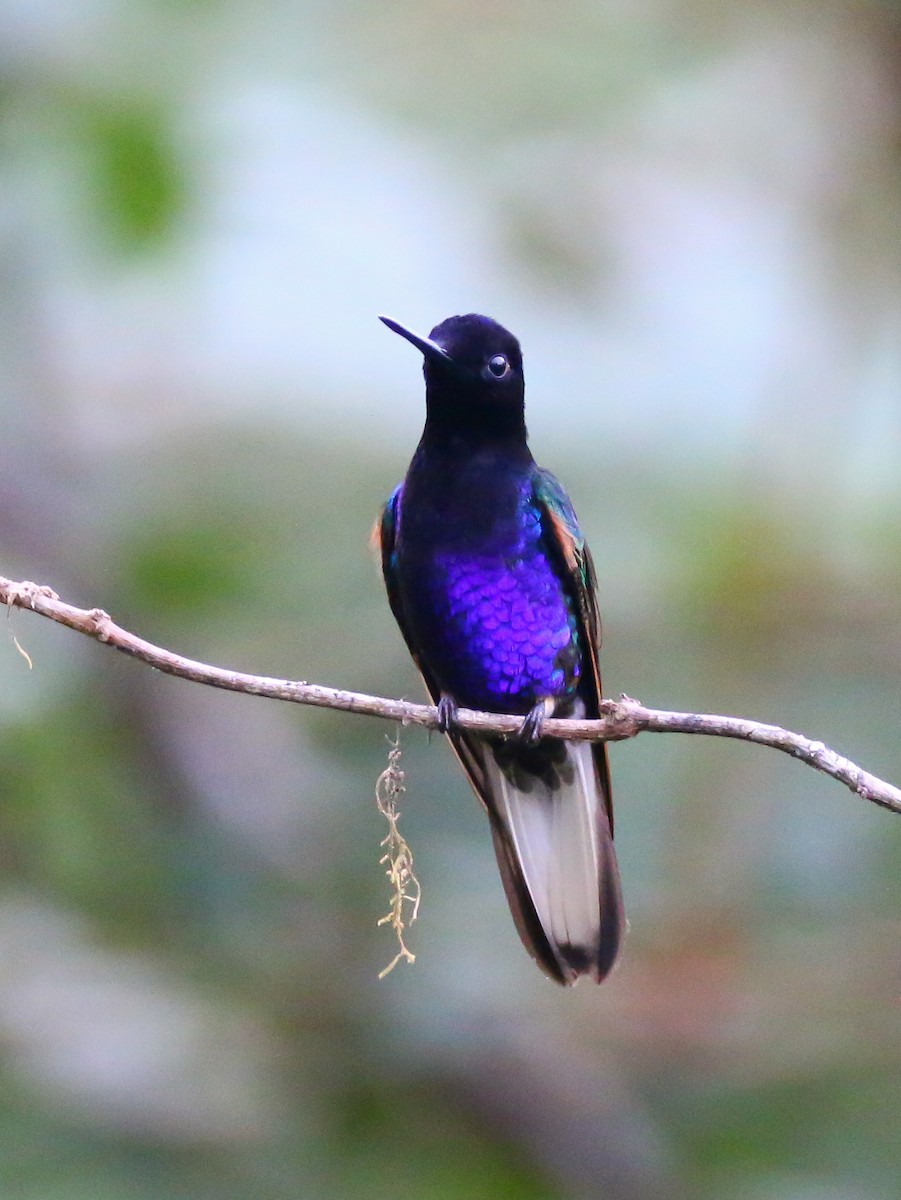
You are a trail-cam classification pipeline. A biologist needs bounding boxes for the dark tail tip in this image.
[591,846,626,983]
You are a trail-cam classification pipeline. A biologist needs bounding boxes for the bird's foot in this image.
[514,700,551,747]
[436,694,460,735]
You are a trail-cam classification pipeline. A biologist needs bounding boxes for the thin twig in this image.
[2,573,900,816]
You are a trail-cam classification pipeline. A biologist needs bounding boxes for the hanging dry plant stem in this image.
[375,733,421,978]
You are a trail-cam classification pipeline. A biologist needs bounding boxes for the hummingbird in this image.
[374,313,624,985]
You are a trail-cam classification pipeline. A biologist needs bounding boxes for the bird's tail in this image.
[478,730,624,985]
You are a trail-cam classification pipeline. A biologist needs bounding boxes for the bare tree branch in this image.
[3,573,900,816]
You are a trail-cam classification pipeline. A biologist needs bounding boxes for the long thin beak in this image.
[379,315,453,367]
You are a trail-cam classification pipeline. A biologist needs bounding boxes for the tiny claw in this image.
[515,702,547,747]
[436,694,459,735]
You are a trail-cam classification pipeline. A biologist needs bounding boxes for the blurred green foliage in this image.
[70,97,186,250]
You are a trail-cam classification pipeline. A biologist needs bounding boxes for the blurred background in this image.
[1,1,900,1197]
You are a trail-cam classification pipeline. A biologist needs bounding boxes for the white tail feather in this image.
[486,735,613,980]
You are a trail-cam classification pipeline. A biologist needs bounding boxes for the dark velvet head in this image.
[380,313,526,438]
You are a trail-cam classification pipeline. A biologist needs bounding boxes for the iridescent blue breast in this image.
[406,486,582,713]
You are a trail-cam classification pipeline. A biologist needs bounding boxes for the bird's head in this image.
[380,313,526,437]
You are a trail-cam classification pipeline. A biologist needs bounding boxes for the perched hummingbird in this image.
[375,314,624,985]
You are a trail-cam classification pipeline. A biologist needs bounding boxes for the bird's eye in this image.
[487,354,509,378]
